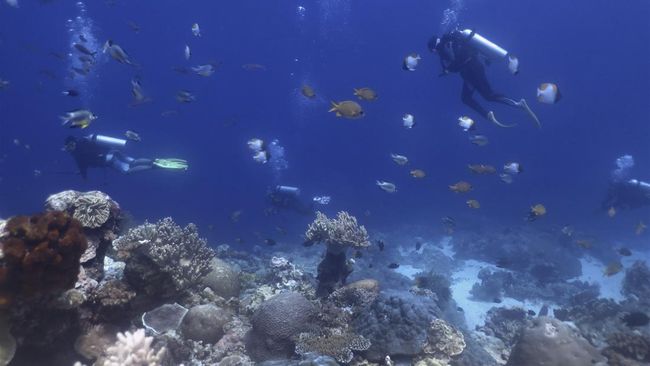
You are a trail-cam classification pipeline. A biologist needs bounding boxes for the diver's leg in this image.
[106,152,130,173]
[461,79,514,128]
[467,61,541,128]
[460,82,489,119]
[126,158,154,173]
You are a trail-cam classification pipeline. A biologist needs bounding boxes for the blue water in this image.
[1,0,649,248]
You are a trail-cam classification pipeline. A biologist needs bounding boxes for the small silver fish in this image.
[125,130,141,142]
[391,153,408,165]
[402,53,421,71]
[469,134,488,146]
[253,150,269,164]
[499,173,513,184]
[402,114,415,129]
[130,78,150,105]
[176,90,195,103]
[103,40,135,66]
[376,180,397,193]
[503,162,522,175]
[458,116,475,131]
[184,45,191,60]
[248,138,265,152]
[73,43,96,56]
[191,64,215,77]
[191,23,201,37]
[508,55,519,75]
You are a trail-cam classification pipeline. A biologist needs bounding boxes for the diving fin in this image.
[519,99,541,128]
[153,158,188,170]
[487,111,516,128]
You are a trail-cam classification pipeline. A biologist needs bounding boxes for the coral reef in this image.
[74,323,119,362]
[305,211,370,251]
[0,211,87,307]
[413,271,452,307]
[102,328,166,366]
[505,317,606,366]
[453,227,582,281]
[113,217,214,298]
[305,211,370,297]
[477,307,527,347]
[142,303,188,334]
[604,332,650,364]
[422,318,465,363]
[247,292,316,361]
[329,279,379,309]
[623,261,650,303]
[180,304,232,344]
[470,267,598,305]
[295,328,371,363]
[202,257,241,300]
[0,314,15,366]
[352,290,439,361]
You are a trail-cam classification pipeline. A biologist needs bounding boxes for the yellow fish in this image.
[604,261,623,277]
[328,101,364,119]
[410,169,426,178]
[301,85,315,99]
[449,181,472,193]
[353,87,378,101]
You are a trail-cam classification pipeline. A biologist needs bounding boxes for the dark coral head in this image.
[0,211,87,307]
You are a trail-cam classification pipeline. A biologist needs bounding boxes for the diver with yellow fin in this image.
[63,134,187,178]
[428,29,541,128]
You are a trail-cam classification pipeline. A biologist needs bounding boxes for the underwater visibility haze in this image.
[0,0,649,365]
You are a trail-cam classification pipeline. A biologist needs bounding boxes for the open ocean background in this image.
[1,0,649,249]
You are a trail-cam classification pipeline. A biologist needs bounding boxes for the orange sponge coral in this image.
[0,211,87,308]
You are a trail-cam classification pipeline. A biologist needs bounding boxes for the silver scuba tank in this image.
[460,29,519,74]
[275,185,301,196]
[93,134,127,148]
[460,29,508,59]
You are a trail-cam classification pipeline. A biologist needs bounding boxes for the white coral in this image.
[103,329,165,366]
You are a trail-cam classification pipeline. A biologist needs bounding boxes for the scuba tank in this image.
[275,185,301,197]
[92,134,127,148]
[460,29,508,59]
[460,29,519,74]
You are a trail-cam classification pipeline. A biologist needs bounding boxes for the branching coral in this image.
[0,211,87,308]
[305,211,369,251]
[103,328,166,366]
[113,217,214,292]
[295,328,371,364]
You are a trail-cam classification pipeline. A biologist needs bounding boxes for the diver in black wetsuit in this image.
[63,134,156,178]
[603,155,650,210]
[428,30,540,128]
[266,185,331,215]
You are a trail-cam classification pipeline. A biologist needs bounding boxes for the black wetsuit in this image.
[603,180,650,210]
[66,135,153,178]
[435,30,519,118]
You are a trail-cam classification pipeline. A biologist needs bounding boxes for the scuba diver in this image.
[266,185,330,215]
[428,29,541,128]
[603,155,650,210]
[63,134,188,178]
